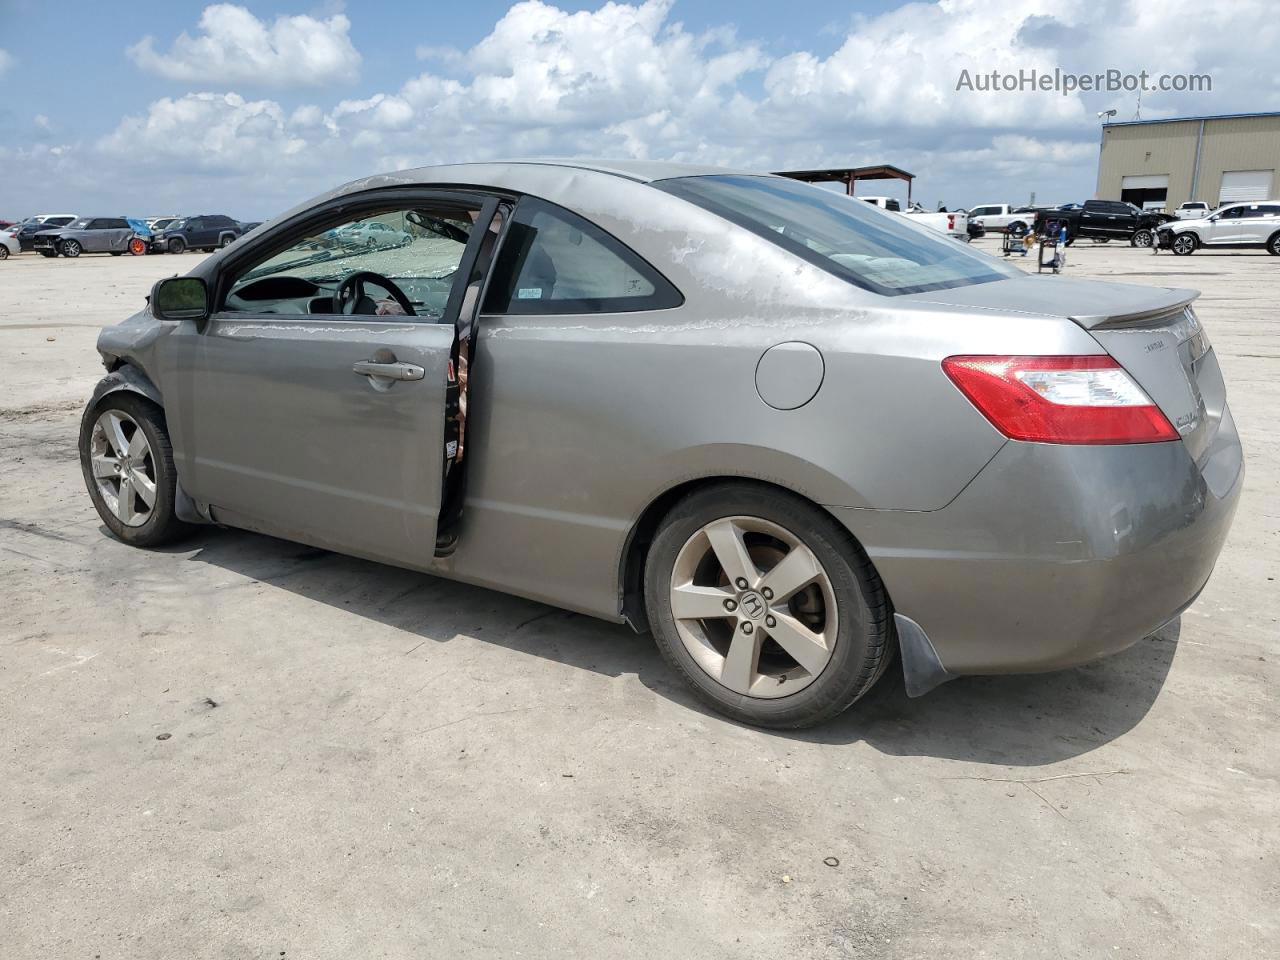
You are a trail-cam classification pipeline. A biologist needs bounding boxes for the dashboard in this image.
[223,274,456,319]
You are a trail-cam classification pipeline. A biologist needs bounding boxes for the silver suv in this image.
[1157,202,1280,256]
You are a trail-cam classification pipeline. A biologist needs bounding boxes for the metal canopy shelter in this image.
[774,164,916,203]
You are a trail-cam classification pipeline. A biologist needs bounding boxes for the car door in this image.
[81,219,110,252]
[1251,207,1280,244]
[165,191,499,570]
[105,218,132,251]
[1223,204,1264,244]
[1078,202,1108,236]
[1205,207,1244,244]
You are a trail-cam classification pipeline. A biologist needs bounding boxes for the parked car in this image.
[32,217,135,258]
[0,226,17,260]
[78,160,1241,729]
[965,204,1034,234]
[153,214,243,254]
[1034,200,1175,248]
[14,214,77,251]
[858,197,968,241]
[858,196,901,212]
[1156,202,1280,256]
[333,219,412,248]
[900,203,970,241]
[1175,201,1211,220]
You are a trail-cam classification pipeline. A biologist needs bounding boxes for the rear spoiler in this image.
[1069,288,1199,330]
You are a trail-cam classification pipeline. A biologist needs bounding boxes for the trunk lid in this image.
[907,275,1223,463]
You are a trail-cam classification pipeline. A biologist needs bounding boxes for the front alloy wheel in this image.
[645,484,892,729]
[88,409,158,528]
[61,239,82,258]
[1172,234,1197,256]
[1131,229,1154,248]
[80,394,189,547]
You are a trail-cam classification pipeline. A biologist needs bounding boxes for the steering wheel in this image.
[334,271,416,317]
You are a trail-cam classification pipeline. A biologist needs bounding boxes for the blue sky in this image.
[0,1,1272,219]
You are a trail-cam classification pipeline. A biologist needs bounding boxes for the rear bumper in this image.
[830,405,1243,675]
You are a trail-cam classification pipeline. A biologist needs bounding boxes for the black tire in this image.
[1267,232,1280,256]
[79,393,191,548]
[168,237,186,254]
[1171,233,1198,256]
[39,250,57,258]
[110,251,123,256]
[60,239,81,258]
[218,233,234,248]
[1008,221,1027,235]
[1131,229,1154,248]
[643,482,892,729]
[0,245,8,260]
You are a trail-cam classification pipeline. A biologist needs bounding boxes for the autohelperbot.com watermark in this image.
[956,68,1211,96]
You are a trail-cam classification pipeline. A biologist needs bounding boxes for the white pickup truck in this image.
[858,196,970,242]
[965,203,1036,234]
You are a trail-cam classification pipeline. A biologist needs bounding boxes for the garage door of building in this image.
[1120,174,1169,210]
[1219,170,1274,204]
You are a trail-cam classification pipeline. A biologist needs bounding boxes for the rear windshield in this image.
[656,175,1020,296]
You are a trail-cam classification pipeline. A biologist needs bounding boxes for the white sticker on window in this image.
[517,287,543,299]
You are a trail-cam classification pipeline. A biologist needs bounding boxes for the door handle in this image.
[353,360,425,381]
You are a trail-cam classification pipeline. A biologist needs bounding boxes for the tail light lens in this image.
[942,355,1178,444]
[947,214,955,230]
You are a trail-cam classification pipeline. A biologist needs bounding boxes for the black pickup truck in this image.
[1034,200,1175,248]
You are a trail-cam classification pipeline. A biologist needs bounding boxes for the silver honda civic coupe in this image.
[79,160,1242,729]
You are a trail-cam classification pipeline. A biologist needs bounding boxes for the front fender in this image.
[86,364,163,413]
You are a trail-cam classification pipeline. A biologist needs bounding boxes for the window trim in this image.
[480,195,684,317]
[656,174,1017,298]
[211,187,500,324]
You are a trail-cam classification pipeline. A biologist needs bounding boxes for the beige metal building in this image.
[1096,111,1280,211]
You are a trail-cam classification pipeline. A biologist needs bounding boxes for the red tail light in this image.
[947,214,955,230]
[942,355,1179,445]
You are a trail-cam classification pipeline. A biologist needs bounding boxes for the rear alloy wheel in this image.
[80,394,189,547]
[1172,234,1198,256]
[1131,229,1154,248]
[0,245,8,260]
[60,239,82,258]
[168,237,186,255]
[645,484,892,729]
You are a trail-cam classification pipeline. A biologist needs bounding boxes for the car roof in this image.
[395,158,761,185]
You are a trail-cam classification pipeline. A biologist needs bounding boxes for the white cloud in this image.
[15,0,1280,218]
[128,4,360,87]
[0,49,14,75]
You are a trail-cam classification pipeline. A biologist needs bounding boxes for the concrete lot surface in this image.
[2,240,1276,959]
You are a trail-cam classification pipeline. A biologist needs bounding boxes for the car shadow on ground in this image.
[175,525,1178,768]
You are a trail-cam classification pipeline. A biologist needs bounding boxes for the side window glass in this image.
[482,198,681,315]
[223,206,477,321]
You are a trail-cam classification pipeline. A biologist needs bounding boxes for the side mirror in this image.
[151,276,209,322]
